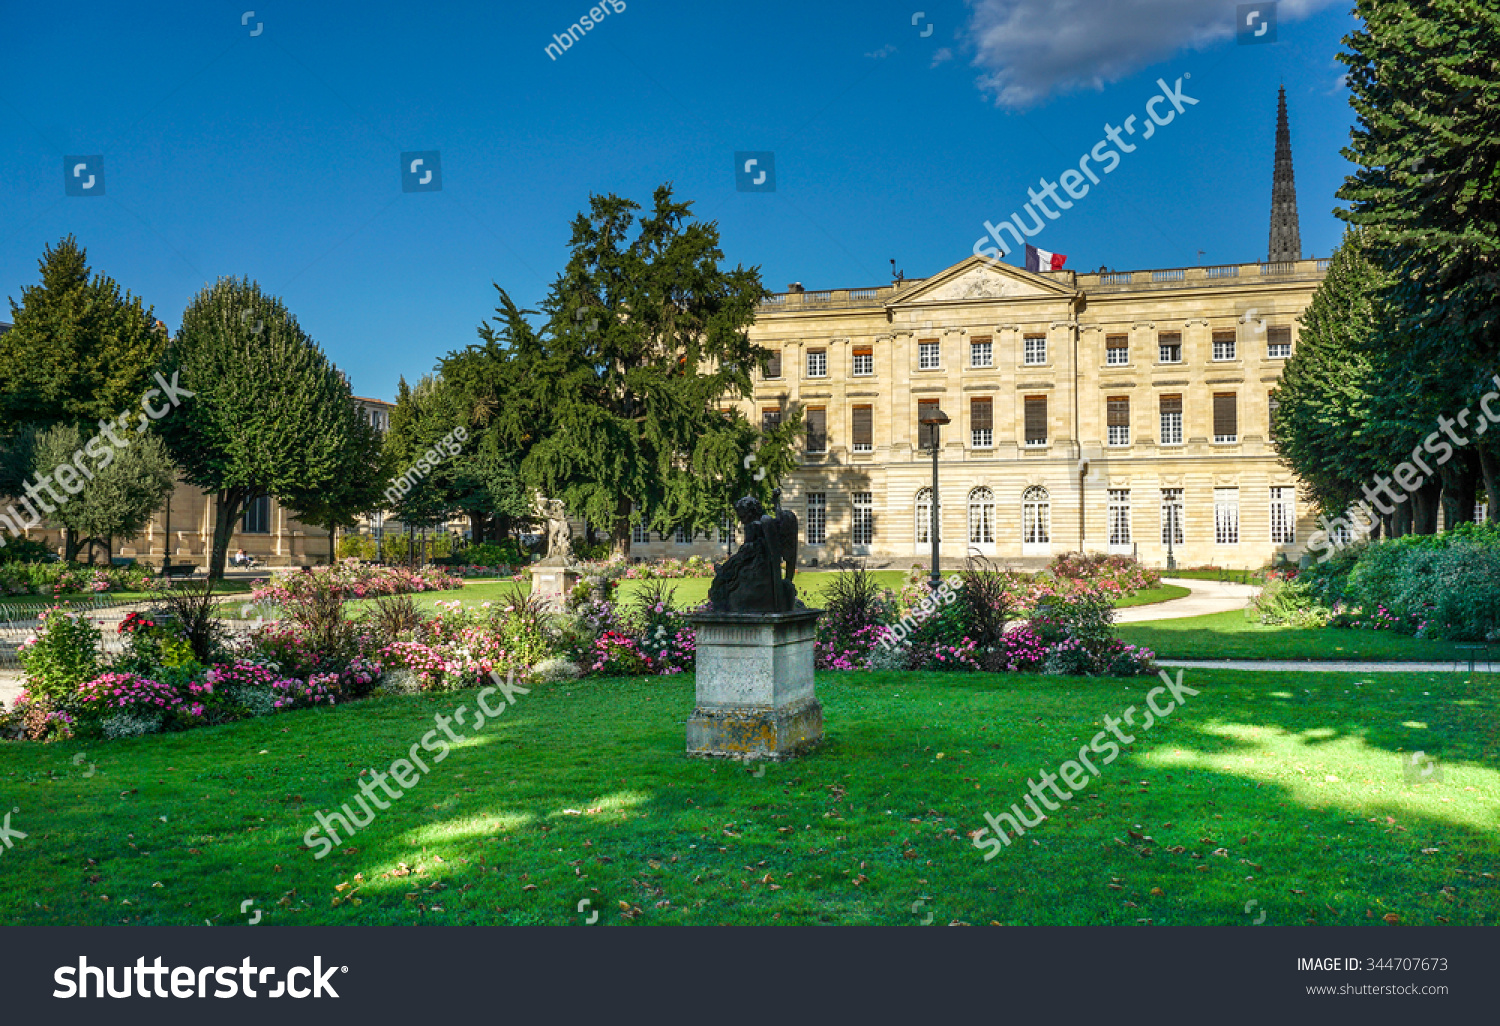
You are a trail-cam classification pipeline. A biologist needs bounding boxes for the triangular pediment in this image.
[889,255,1077,306]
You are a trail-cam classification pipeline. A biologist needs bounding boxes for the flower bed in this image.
[250,560,464,604]
[0,561,157,597]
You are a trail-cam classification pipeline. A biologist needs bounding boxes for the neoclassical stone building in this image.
[630,89,1329,569]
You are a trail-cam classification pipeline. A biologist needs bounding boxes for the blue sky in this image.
[1,0,1359,401]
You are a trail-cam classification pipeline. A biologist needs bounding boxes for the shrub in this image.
[101,713,163,739]
[1252,577,1330,628]
[277,574,357,664]
[18,606,101,701]
[361,593,427,645]
[589,631,653,675]
[378,641,451,691]
[958,559,1016,658]
[461,540,525,567]
[272,672,340,710]
[1049,552,1161,591]
[337,534,379,561]
[149,583,229,664]
[533,657,582,682]
[818,566,897,658]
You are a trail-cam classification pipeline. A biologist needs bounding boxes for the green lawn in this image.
[1,580,254,613]
[1163,569,1262,584]
[2,666,1494,926]
[1119,609,1486,663]
[1114,584,1191,609]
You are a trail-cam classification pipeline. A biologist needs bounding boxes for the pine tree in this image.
[485,184,798,556]
[0,236,167,433]
[1337,0,1500,365]
[157,278,372,581]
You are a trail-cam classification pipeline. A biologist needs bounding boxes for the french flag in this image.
[1025,244,1067,272]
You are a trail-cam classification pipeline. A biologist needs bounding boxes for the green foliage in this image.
[158,277,374,580]
[1337,0,1500,367]
[0,236,167,434]
[482,184,793,553]
[30,421,176,551]
[1251,577,1330,628]
[17,607,100,701]
[0,538,55,564]
[337,534,379,560]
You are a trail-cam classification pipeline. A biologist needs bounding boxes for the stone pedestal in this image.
[686,609,823,760]
[530,564,579,610]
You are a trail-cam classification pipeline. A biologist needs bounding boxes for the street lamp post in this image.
[1166,502,1178,571]
[919,408,951,593]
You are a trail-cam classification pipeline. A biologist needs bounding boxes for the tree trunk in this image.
[1440,453,1478,532]
[1413,478,1442,534]
[468,510,486,545]
[1392,500,1412,538]
[328,522,337,564]
[1478,446,1500,523]
[62,528,78,562]
[611,494,632,559]
[208,486,248,583]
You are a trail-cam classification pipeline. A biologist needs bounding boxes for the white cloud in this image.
[931,46,954,67]
[964,0,1344,109]
[866,43,898,59]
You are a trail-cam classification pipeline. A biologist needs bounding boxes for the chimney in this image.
[787,283,804,293]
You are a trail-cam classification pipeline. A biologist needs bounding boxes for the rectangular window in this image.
[675,524,689,544]
[806,493,826,545]
[761,407,782,431]
[632,519,650,544]
[852,492,873,546]
[718,514,733,544]
[1476,501,1490,524]
[1212,329,1237,361]
[1024,395,1048,446]
[1024,334,1047,365]
[852,404,873,452]
[1215,487,1240,544]
[807,349,827,377]
[805,406,827,453]
[1161,487,1184,546]
[918,338,941,370]
[1267,326,1292,359]
[1213,392,1238,443]
[1108,489,1131,546]
[852,345,873,376]
[242,495,271,534]
[970,337,993,368]
[917,398,940,450]
[1270,486,1296,544]
[1105,333,1129,365]
[1158,331,1182,363]
[970,396,993,448]
[1159,394,1183,446]
[1107,396,1130,446]
[764,348,782,379]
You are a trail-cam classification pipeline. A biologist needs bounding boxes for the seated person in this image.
[231,549,251,567]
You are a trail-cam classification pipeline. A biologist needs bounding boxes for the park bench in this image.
[160,564,200,584]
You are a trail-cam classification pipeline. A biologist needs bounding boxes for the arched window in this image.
[1022,486,1050,546]
[968,487,995,544]
[915,488,938,544]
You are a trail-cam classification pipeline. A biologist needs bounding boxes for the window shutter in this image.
[1212,329,1236,345]
[1105,334,1128,350]
[765,349,781,378]
[1267,326,1291,346]
[917,399,939,449]
[1107,396,1130,426]
[971,397,993,431]
[1160,394,1183,415]
[1024,396,1048,443]
[762,407,781,430]
[853,345,872,358]
[806,406,827,451]
[1214,393,1238,437]
[1158,331,1181,345]
[852,405,873,448]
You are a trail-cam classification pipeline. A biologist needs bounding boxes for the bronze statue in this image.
[708,490,800,613]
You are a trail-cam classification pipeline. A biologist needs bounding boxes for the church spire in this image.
[1268,85,1302,263]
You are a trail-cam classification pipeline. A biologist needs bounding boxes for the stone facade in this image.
[631,255,1330,569]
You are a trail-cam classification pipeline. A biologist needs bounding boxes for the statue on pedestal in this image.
[538,497,574,566]
[708,490,800,613]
